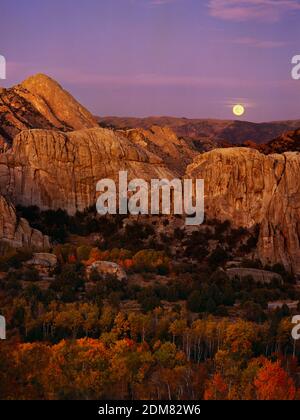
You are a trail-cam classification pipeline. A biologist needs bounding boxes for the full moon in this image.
[233,104,245,117]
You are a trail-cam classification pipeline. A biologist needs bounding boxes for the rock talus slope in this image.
[187,148,300,275]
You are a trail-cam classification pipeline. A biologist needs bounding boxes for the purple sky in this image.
[1,0,300,121]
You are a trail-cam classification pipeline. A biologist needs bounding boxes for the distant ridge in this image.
[98,115,300,147]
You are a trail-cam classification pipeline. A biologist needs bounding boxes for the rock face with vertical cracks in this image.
[119,126,197,175]
[186,148,300,275]
[0,127,175,215]
[0,195,50,249]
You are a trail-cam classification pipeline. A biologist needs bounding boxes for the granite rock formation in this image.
[186,148,300,275]
[0,127,175,214]
[119,126,197,175]
[1,74,299,275]
[226,268,283,285]
[0,74,97,149]
[0,195,50,249]
[21,74,98,130]
[87,261,127,282]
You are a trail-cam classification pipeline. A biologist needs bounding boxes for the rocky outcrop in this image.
[0,195,50,249]
[26,253,57,268]
[226,268,283,285]
[0,85,56,148]
[258,152,300,277]
[186,148,300,275]
[0,74,97,149]
[260,129,300,155]
[25,253,57,280]
[0,127,175,214]
[120,126,197,175]
[87,261,127,281]
[21,74,98,130]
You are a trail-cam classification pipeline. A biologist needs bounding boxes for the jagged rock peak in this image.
[0,73,98,150]
[20,73,98,130]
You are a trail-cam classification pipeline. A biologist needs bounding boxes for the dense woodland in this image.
[0,207,300,400]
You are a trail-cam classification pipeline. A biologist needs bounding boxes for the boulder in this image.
[226,268,283,285]
[87,261,127,282]
[25,253,57,280]
[0,195,50,250]
[26,253,57,268]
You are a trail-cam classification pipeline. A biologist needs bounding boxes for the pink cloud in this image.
[232,37,286,48]
[208,0,300,22]
[149,0,174,4]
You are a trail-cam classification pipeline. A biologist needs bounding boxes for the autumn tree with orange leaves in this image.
[204,373,228,400]
[254,360,296,401]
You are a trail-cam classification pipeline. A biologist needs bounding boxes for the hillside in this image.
[98,115,300,148]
